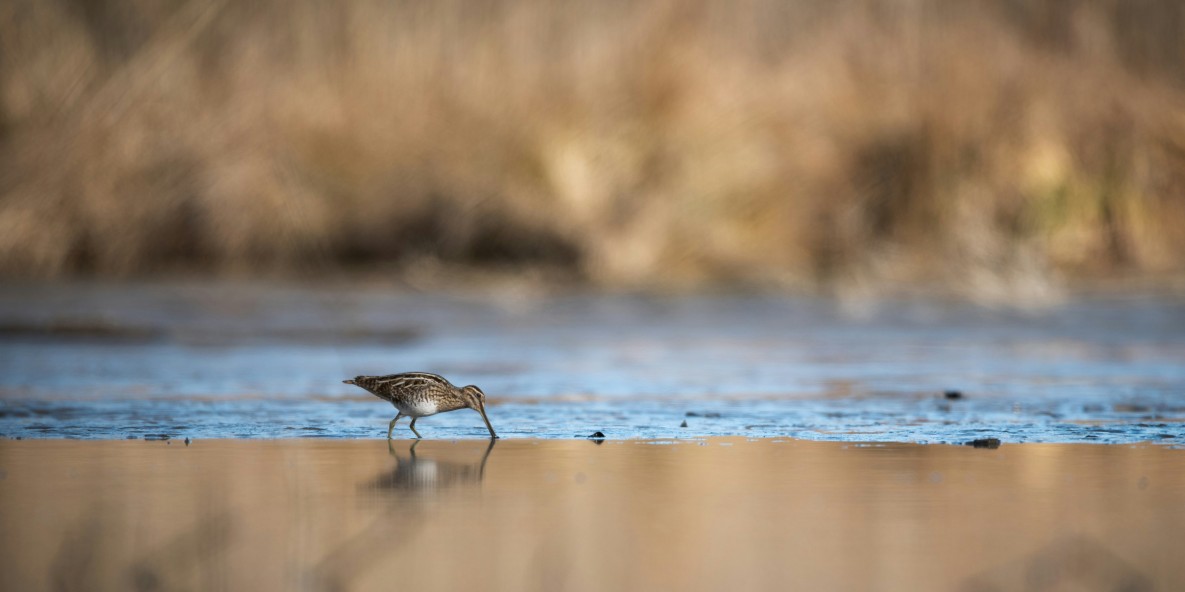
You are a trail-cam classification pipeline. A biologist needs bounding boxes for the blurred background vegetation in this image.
[2,0,1184,300]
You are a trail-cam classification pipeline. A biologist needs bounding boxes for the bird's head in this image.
[462,385,498,439]
[460,385,486,410]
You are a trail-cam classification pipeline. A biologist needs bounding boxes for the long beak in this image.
[342,379,355,385]
[476,402,498,439]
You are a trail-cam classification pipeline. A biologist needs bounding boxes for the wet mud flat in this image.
[1,438,1182,591]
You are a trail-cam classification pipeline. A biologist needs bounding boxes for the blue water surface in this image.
[1,281,1183,443]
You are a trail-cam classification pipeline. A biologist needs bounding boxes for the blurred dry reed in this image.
[2,0,1184,300]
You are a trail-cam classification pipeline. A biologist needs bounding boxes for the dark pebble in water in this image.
[944,390,964,400]
[680,420,688,428]
[143,434,170,441]
[966,438,1001,449]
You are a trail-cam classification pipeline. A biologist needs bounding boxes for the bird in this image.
[343,372,498,439]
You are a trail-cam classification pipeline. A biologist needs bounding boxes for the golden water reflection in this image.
[1,439,1182,591]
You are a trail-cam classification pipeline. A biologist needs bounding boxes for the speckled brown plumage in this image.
[344,372,497,439]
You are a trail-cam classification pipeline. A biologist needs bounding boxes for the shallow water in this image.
[0,281,1183,443]
[1,438,1183,591]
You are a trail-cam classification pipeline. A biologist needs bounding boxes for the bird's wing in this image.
[370,372,449,395]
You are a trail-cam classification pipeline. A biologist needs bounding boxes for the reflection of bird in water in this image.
[314,440,497,589]
[344,372,498,439]
[365,439,497,493]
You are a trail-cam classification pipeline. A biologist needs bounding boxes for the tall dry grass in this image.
[2,0,1184,299]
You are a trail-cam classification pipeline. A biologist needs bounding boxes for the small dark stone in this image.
[944,390,964,400]
[965,437,1001,449]
[578,431,606,445]
[680,420,688,428]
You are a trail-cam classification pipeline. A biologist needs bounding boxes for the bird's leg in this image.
[388,412,404,440]
[409,418,422,439]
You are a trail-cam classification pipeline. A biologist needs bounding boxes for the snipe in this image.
[344,372,498,439]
